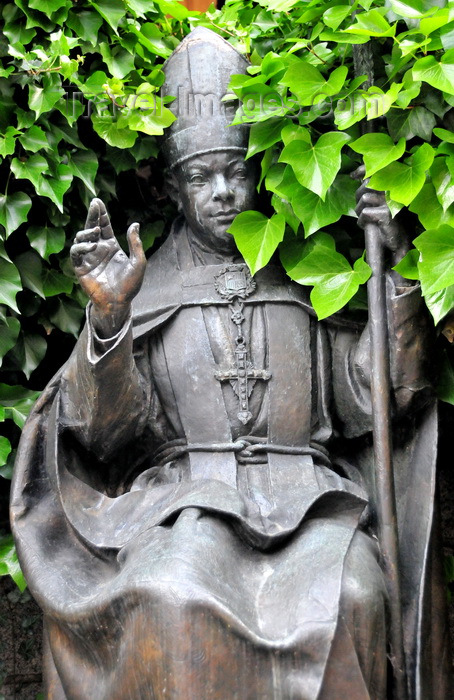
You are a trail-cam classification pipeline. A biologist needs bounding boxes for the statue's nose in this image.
[212,174,234,202]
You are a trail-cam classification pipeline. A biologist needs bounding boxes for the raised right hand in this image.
[71,198,146,336]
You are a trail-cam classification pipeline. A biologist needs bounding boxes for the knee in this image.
[340,532,387,615]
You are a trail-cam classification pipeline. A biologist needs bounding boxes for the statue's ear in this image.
[165,170,182,211]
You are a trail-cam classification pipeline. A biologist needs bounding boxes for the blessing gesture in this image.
[71,198,146,337]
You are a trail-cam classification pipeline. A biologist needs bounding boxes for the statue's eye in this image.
[232,169,246,179]
[189,174,206,185]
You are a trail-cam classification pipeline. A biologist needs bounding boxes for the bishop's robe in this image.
[10,220,450,699]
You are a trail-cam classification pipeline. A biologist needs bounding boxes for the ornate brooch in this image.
[214,264,256,301]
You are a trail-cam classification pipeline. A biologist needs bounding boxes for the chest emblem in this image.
[214,264,256,301]
[214,264,270,425]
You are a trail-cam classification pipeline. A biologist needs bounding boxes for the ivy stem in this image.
[307,45,327,64]
[4,168,11,197]
[207,20,238,39]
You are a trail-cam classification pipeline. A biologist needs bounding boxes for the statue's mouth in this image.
[213,210,239,223]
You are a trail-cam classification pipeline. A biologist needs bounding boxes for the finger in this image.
[84,199,100,231]
[75,226,101,244]
[94,198,115,240]
[126,223,146,268]
[350,165,366,181]
[355,180,376,203]
[355,192,385,216]
[358,205,390,229]
[70,242,97,267]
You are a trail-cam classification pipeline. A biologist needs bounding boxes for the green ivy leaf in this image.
[154,0,190,20]
[395,80,422,108]
[266,163,302,201]
[49,120,86,150]
[424,286,454,325]
[68,151,99,196]
[0,535,26,592]
[412,52,454,96]
[37,164,73,213]
[319,29,369,44]
[323,6,352,31]
[291,174,358,236]
[130,137,159,161]
[431,156,454,212]
[99,43,135,79]
[350,133,406,177]
[388,0,434,19]
[54,96,85,126]
[0,192,32,237]
[18,125,50,153]
[434,127,454,144]
[228,211,286,275]
[0,317,21,365]
[0,436,11,467]
[368,143,435,206]
[2,3,37,45]
[91,0,126,34]
[11,154,49,189]
[27,225,66,260]
[0,126,19,157]
[129,23,173,59]
[279,131,350,199]
[410,182,454,229]
[0,255,22,313]
[258,0,300,11]
[28,0,68,12]
[67,9,103,45]
[414,224,454,295]
[271,194,300,234]
[29,75,64,117]
[125,0,151,18]
[42,269,73,296]
[280,123,311,146]
[334,92,367,129]
[49,298,84,337]
[92,116,138,148]
[344,9,395,37]
[436,348,454,405]
[281,232,371,319]
[121,99,176,135]
[0,384,40,429]
[281,61,348,106]
[10,332,47,380]
[246,118,287,159]
[15,250,45,298]
[393,248,420,281]
[0,66,15,79]
[387,106,436,142]
[59,56,80,80]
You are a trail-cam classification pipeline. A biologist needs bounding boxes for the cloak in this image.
[10,222,451,699]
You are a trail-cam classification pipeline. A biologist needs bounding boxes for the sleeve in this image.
[330,279,433,439]
[58,304,152,461]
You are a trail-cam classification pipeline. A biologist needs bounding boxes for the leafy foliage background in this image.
[0,0,454,587]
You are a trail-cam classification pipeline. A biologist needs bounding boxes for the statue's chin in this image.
[189,223,238,256]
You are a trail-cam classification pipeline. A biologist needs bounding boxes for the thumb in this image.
[126,223,145,267]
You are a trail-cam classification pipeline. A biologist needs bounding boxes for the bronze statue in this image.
[10,28,451,699]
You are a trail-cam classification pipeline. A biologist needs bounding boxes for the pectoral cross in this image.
[214,265,271,425]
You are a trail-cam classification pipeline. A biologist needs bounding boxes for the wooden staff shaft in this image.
[365,221,408,700]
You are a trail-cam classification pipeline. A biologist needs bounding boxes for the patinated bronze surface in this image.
[10,28,451,699]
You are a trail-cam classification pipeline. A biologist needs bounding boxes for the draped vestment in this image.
[11,221,450,699]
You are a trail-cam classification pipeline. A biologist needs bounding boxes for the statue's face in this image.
[175,151,257,253]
